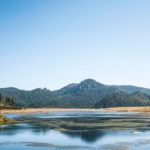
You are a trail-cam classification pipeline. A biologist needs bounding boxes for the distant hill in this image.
[0,79,150,108]
[94,91,150,108]
[118,85,150,95]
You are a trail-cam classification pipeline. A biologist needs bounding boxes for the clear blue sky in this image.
[0,0,150,90]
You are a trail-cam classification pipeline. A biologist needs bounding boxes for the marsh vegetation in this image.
[0,114,15,125]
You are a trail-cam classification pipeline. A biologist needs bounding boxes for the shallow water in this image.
[1,111,150,150]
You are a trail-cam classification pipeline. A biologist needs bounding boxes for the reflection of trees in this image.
[0,124,27,136]
[30,125,51,135]
[0,124,51,136]
[1,117,105,144]
[62,130,104,143]
[2,112,150,146]
[4,114,144,143]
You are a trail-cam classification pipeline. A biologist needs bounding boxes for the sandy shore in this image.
[1,107,150,114]
[0,108,104,114]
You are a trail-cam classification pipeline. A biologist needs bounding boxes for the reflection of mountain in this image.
[1,124,104,144]
[2,112,150,145]
[62,130,104,143]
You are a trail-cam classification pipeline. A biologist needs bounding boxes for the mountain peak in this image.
[81,79,103,85]
[78,79,104,90]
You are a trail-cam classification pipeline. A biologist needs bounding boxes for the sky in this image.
[0,0,150,90]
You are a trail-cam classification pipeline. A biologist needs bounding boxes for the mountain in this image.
[0,79,150,108]
[94,91,150,108]
[0,88,56,107]
[53,79,120,108]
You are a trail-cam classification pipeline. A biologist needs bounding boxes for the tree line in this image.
[0,94,15,107]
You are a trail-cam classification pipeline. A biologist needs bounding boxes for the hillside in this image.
[94,91,150,108]
[0,79,150,108]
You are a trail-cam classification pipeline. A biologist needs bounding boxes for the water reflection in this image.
[1,112,150,150]
[0,123,104,143]
[62,130,104,143]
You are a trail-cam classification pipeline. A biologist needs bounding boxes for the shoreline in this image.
[1,107,150,114]
[0,114,16,124]
[0,108,104,114]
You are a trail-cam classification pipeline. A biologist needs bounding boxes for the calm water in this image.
[1,111,150,150]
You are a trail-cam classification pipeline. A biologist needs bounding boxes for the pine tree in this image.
[0,94,3,106]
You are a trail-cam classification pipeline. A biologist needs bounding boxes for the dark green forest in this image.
[0,79,150,108]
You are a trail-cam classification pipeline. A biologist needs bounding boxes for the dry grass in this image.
[0,108,104,114]
[103,106,150,112]
[1,107,150,114]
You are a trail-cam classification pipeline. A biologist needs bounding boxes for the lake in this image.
[1,111,150,150]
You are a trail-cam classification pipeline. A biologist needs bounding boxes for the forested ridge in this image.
[0,79,150,108]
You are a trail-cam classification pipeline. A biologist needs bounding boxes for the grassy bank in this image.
[0,114,16,125]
